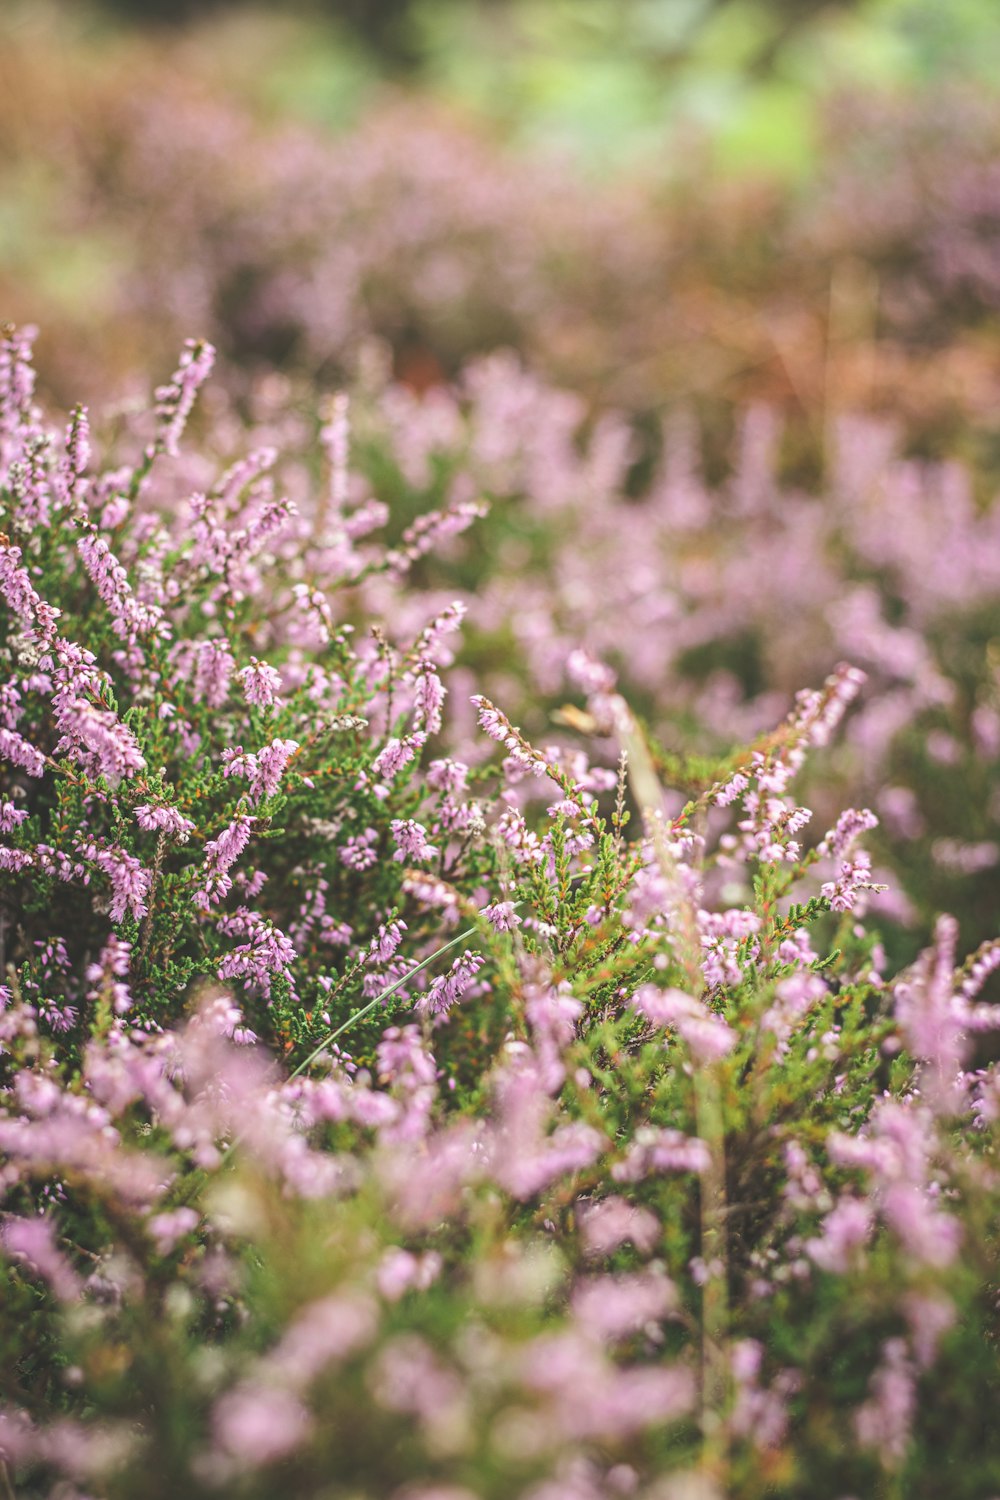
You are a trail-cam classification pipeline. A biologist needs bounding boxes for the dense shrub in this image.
[231,349,1000,952]
[2,330,1000,1498]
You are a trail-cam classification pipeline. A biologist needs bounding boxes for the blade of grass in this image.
[289,925,475,1079]
[612,694,730,1468]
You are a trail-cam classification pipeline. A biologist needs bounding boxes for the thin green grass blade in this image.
[288,925,476,1079]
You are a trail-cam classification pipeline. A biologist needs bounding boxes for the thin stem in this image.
[613,695,730,1469]
[138,832,168,965]
[288,925,476,1079]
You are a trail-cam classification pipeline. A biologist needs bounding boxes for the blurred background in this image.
[5,0,1000,414]
[3,0,1000,960]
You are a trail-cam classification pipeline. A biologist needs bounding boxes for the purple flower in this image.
[412,666,446,735]
[222,738,299,803]
[571,1269,676,1343]
[194,814,256,908]
[612,1126,712,1181]
[371,734,425,782]
[77,527,165,643]
[339,827,378,870]
[192,639,235,708]
[367,920,407,966]
[0,801,30,834]
[1,1214,82,1302]
[0,726,46,778]
[805,1197,873,1273]
[419,951,485,1017]
[153,338,215,458]
[90,846,151,924]
[238,656,282,711]
[632,984,736,1063]
[818,806,879,860]
[480,900,522,932]
[134,804,195,842]
[577,1196,660,1258]
[217,913,296,998]
[0,539,61,644]
[714,771,749,807]
[854,1339,915,1468]
[212,1384,311,1470]
[390,818,439,865]
[821,850,885,912]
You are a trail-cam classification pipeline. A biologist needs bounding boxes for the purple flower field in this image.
[2,5,1000,1497]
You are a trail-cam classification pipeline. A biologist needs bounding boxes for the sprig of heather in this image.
[0,332,502,1059]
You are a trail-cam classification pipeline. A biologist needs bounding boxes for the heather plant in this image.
[3,662,1000,1497]
[340,358,1000,954]
[0,325,501,1065]
[2,330,1000,1498]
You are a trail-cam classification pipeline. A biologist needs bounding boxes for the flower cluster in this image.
[0,324,998,1499]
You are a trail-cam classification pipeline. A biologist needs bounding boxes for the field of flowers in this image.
[2,5,1000,1497]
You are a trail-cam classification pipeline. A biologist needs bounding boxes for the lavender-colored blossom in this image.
[419,951,486,1017]
[0,801,30,834]
[222,738,299,803]
[760,971,828,1047]
[894,914,967,1111]
[854,1339,915,1468]
[903,1292,956,1370]
[134,804,195,842]
[492,1061,605,1199]
[566,648,616,696]
[212,1383,311,1470]
[0,846,34,873]
[194,813,256,908]
[519,1331,694,1442]
[481,900,522,933]
[153,338,215,458]
[0,539,61,644]
[76,527,165,643]
[376,1248,442,1302]
[829,1100,962,1267]
[1,1214,82,1302]
[148,1207,199,1253]
[0,726,46,778]
[387,498,488,576]
[805,1197,873,1273]
[714,771,749,807]
[53,693,147,783]
[412,665,446,736]
[217,914,296,999]
[577,1196,660,1258]
[371,734,425,782]
[470,694,546,776]
[571,1269,676,1343]
[729,1340,800,1451]
[821,849,885,912]
[192,639,235,708]
[238,656,282,711]
[818,806,879,860]
[339,827,378,871]
[268,1293,378,1386]
[390,817,439,865]
[632,984,736,1063]
[612,1126,712,1181]
[368,920,407,966]
[91,847,151,924]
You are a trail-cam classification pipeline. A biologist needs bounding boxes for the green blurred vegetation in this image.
[42,0,1000,175]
